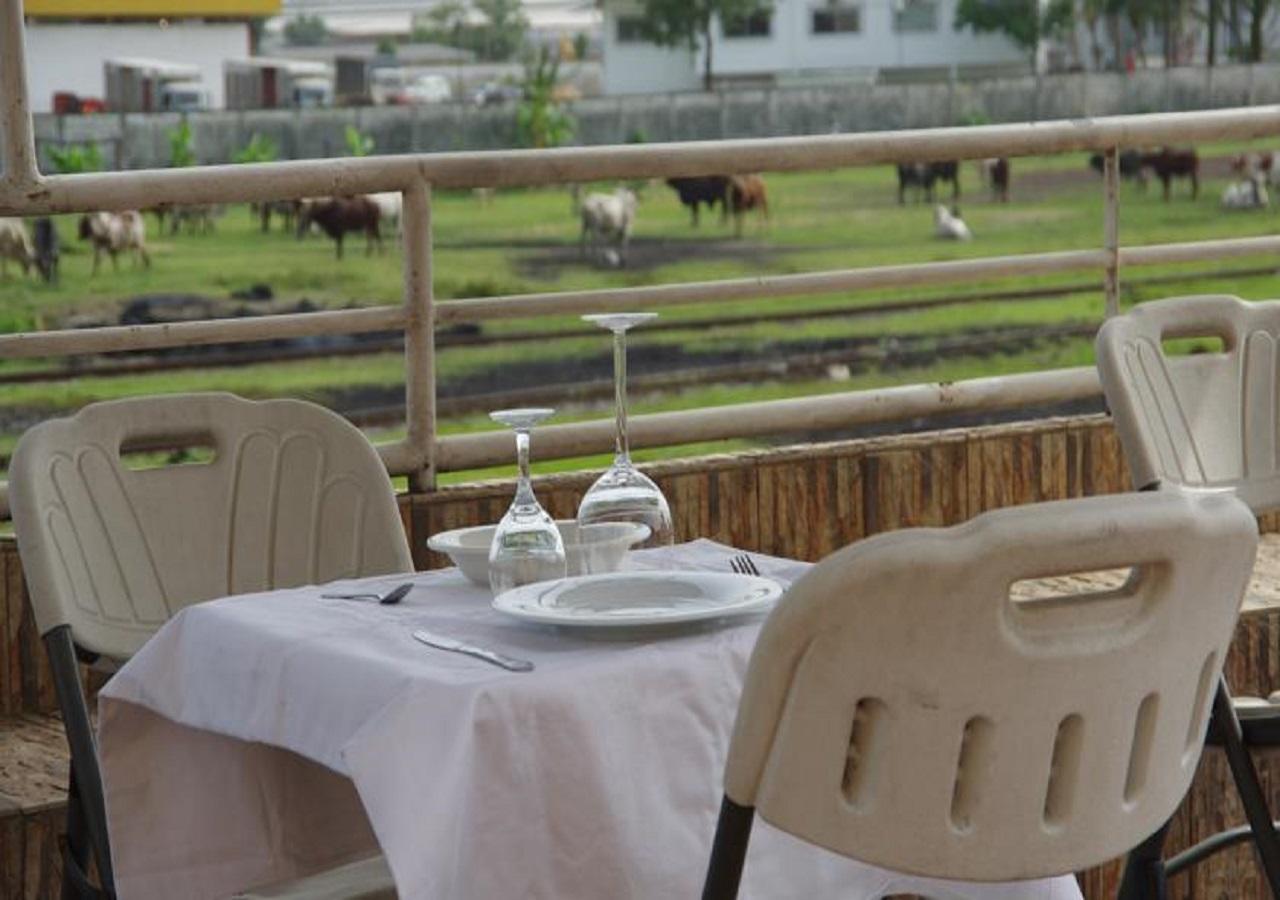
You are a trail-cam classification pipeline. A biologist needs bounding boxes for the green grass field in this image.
[3,138,1280,484]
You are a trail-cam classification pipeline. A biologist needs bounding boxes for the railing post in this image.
[0,0,40,192]
[403,177,436,492]
[1103,146,1121,318]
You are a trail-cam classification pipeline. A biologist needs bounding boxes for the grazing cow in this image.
[897,164,933,204]
[254,199,305,233]
[578,187,638,267]
[32,217,59,284]
[168,204,224,235]
[1232,151,1279,203]
[727,174,768,237]
[1221,175,1269,210]
[897,161,959,204]
[1088,150,1148,188]
[665,176,731,226]
[78,211,149,274]
[0,218,34,278]
[297,196,383,259]
[977,158,1010,202]
[1139,147,1199,201]
[934,205,972,241]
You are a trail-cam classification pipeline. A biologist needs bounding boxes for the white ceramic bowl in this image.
[427,520,650,587]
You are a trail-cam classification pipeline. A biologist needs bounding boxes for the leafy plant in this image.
[516,46,575,149]
[168,121,196,168]
[47,142,104,174]
[232,133,279,164]
[376,37,398,56]
[344,125,375,157]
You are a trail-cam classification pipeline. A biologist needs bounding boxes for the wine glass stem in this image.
[613,328,631,464]
[514,428,536,507]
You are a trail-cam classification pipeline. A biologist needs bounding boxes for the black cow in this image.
[32,217,59,284]
[666,176,731,226]
[1088,150,1148,189]
[896,161,960,204]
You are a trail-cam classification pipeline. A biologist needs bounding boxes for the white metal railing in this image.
[2,0,1280,520]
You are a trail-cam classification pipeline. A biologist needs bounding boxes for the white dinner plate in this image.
[492,570,783,629]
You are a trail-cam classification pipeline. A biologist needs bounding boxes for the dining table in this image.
[97,538,1083,900]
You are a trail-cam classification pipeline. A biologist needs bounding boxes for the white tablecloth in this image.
[99,539,1083,900]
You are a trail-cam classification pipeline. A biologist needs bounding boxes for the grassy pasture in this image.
[3,137,1280,484]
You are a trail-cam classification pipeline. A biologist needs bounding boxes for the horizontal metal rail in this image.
[434,366,1105,472]
[5,106,1280,215]
[5,234,1278,361]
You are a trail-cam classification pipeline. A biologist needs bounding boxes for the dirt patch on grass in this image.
[512,236,788,279]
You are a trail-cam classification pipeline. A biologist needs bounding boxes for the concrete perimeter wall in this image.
[31,63,1280,171]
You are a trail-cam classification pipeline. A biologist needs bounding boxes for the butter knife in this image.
[412,629,534,672]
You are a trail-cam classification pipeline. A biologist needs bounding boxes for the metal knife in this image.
[412,629,534,672]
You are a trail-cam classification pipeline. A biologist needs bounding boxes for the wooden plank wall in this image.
[3,413,1280,897]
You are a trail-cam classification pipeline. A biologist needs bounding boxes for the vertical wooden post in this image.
[0,0,39,190]
[403,177,436,492]
[1103,146,1120,319]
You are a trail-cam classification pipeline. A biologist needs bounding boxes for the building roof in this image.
[274,40,476,65]
[104,57,204,79]
[25,0,279,17]
[224,56,332,74]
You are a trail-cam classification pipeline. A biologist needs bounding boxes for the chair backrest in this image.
[721,489,1256,881]
[10,393,413,660]
[1096,294,1280,512]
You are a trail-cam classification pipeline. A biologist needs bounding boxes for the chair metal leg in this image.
[1211,677,1280,897]
[1118,819,1170,900]
[702,796,755,900]
[45,627,115,897]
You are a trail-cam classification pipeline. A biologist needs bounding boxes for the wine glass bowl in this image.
[488,408,567,595]
[576,312,675,548]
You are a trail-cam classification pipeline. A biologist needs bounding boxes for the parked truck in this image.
[224,58,333,110]
[104,58,208,113]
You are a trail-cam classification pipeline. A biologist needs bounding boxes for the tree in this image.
[953,0,1074,69]
[517,46,575,148]
[410,0,528,61]
[284,14,328,47]
[634,0,773,91]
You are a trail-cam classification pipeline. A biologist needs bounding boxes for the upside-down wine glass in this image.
[576,313,674,548]
[488,408,567,595]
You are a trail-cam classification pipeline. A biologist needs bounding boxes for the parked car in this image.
[471,81,523,107]
[371,69,452,105]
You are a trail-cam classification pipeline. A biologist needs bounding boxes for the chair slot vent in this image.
[1125,693,1160,805]
[949,716,993,833]
[1043,714,1083,829]
[842,698,887,809]
[1185,652,1218,757]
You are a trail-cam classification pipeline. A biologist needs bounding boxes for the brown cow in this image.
[727,175,768,237]
[1141,147,1199,201]
[297,196,382,259]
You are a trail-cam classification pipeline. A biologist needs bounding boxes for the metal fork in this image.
[730,554,761,576]
[320,582,414,604]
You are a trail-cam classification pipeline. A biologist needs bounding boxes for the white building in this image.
[21,1,277,113]
[602,0,1029,95]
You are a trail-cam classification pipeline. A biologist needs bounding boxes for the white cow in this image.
[579,187,638,267]
[1221,175,1270,210]
[0,218,34,278]
[78,211,150,274]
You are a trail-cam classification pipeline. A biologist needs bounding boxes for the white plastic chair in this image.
[702,490,1257,898]
[9,393,411,899]
[1097,294,1280,896]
